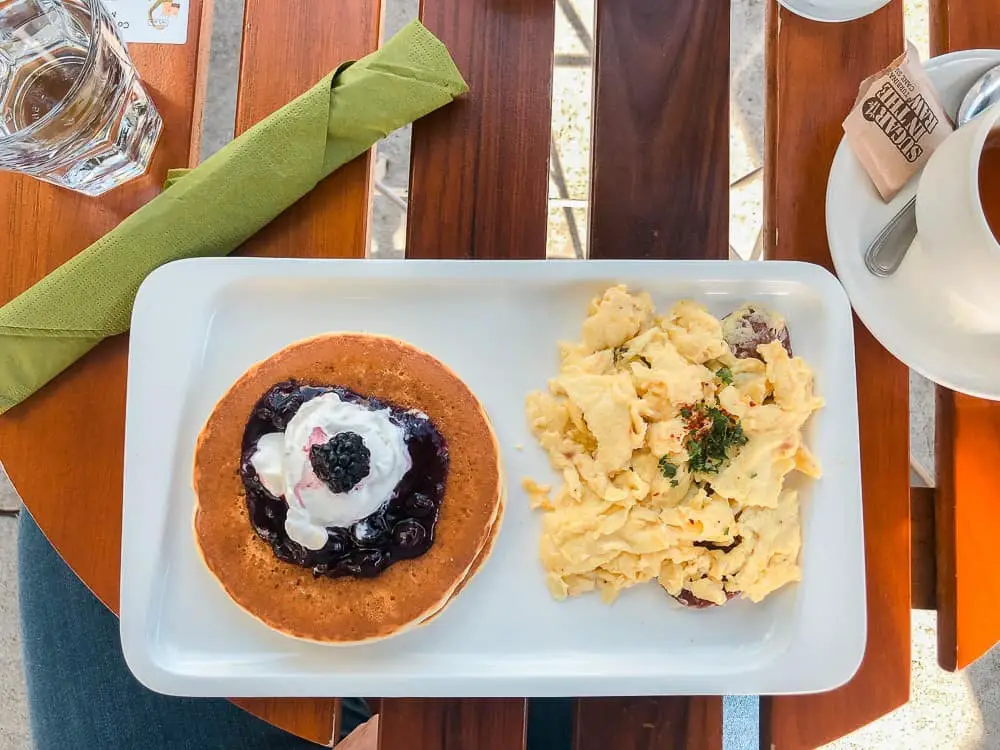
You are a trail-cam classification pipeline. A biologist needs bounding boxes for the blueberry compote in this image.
[240,381,448,578]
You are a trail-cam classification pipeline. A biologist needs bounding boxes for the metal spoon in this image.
[864,62,1000,277]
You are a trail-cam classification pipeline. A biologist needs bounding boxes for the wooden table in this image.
[2,0,1000,747]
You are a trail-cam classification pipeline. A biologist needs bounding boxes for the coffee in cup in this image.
[979,130,1000,241]
[913,102,1000,330]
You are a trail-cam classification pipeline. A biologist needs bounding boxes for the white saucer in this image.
[777,0,891,22]
[827,49,1000,400]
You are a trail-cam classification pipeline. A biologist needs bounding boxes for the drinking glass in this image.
[0,0,161,196]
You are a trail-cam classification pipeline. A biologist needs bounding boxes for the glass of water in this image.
[0,0,161,196]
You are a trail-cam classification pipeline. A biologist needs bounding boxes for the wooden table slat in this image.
[0,0,213,612]
[377,699,527,750]
[406,0,556,259]
[231,698,338,747]
[574,698,723,750]
[230,0,384,741]
[572,2,731,746]
[928,0,1000,672]
[763,2,911,746]
[377,0,554,745]
[589,0,730,260]
[935,391,1000,669]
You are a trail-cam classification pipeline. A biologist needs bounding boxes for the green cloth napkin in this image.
[0,20,467,414]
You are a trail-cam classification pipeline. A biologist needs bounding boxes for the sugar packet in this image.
[843,42,953,201]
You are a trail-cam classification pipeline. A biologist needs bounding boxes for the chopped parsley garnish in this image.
[716,366,734,385]
[670,479,679,487]
[681,402,749,474]
[658,457,678,479]
[613,345,627,365]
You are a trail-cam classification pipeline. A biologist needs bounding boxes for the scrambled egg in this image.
[524,286,824,606]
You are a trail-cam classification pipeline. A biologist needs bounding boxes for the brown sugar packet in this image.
[843,42,954,201]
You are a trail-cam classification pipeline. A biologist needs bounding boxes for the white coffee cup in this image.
[915,101,1000,330]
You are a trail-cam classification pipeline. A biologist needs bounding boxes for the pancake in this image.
[419,494,504,625]
[193,333,503,643]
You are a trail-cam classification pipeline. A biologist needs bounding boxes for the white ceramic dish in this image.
[777,0,891,22]
[827,49,1000,400]
[121,259,865,697]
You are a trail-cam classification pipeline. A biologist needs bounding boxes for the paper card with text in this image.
[103,0,188,45]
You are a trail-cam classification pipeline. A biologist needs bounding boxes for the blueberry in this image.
[325,528,352,556]
[340,550,387,578]
[357,550,388,576]
[352,517,388,546]
[393,520,427,550]
[406,493,435,518]
[257,382,306,429]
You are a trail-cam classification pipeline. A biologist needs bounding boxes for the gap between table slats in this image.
[229,0,383,743]
[580,2,730,748]
[928,0,1000,672]
[911,487,937,611]
[379,0,555,745]
[763,2,910,747]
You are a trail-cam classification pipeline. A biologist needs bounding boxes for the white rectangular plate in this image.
[122,259,865,697]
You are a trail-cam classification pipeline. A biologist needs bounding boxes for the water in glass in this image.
[0,0,161,195]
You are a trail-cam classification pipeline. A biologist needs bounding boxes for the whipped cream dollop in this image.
[250,392,412,550]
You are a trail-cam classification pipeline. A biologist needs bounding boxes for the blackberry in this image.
[310,432,371,494]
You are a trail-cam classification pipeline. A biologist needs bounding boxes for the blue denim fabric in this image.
[17,510,343,750]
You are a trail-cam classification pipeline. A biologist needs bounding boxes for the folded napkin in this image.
[0,20,467,414]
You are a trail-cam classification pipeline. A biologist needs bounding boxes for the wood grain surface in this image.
[0,0,213,611]
[231,697,338,747]
[228,0,384,742]
[377,699,527,750]
[406,0,555,259]
[763,2,911,747]
[589,0,730,260]
[376,0,554,744]
[574,698,723,750]
[935,390,1000,669]
[928,0,1000,672]
[578,2,730,744]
